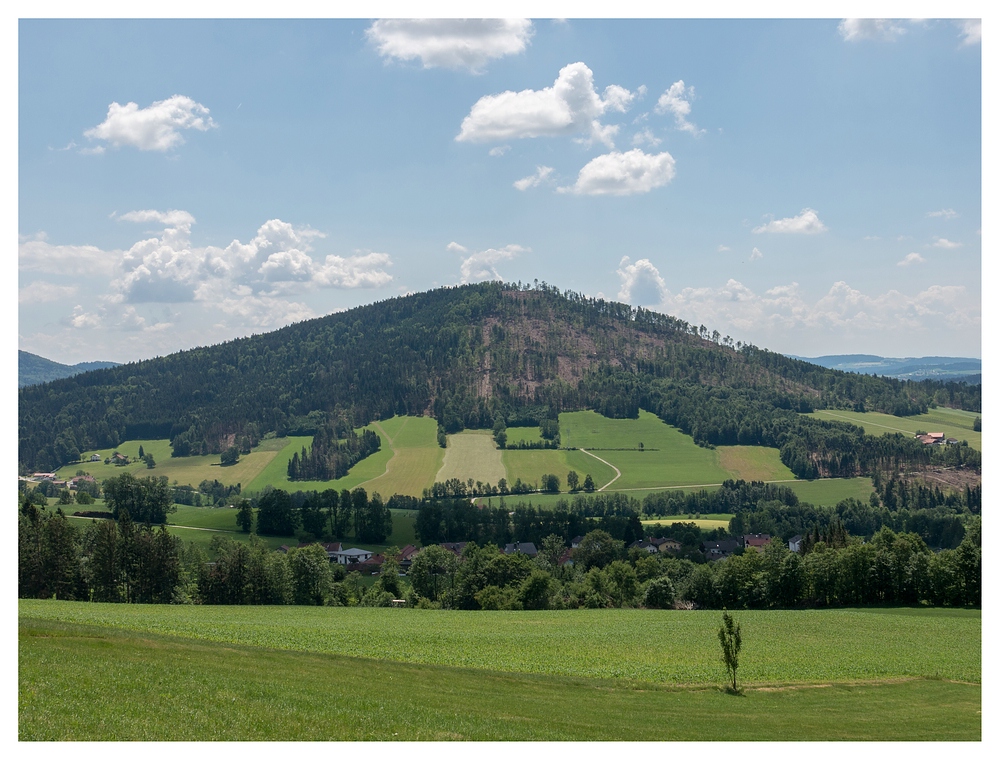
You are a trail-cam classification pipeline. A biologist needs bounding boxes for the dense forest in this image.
[19,282,981,475]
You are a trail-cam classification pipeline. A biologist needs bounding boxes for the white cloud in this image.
[838,19,906,42]
[84,94,217,151]
[458,244,527,284]
[927,208,958,219]
[932,237,961,249]
[312,252,394,289]
[118,209,196,229]
[898,252,925,266]
[19,281,79,304]
[366,19,533,73]
[956,19,981,46]
[654,80,704,135]
[631,127,662,148]
[446,241,468,253]
[68,305,102,329]
[456,62,636,148]
[863,235,881,241]
[513,165,554,191]
[717,245,731,252]
[488,145,510,157]
[558,149,676,196]
[19,237,118,276]
[750,247,763,261]
[752,208,828,234]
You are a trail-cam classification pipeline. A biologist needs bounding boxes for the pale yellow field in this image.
[715,446,796,482]
[436,430,506,486]
[641,518,731,530]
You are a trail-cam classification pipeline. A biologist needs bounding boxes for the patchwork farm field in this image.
[807,407,981,451]
[642,516,733,531]
[52,412,879,509]
[19,602,980,741]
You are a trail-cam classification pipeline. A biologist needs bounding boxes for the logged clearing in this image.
[807,408,981,451]
[716,446,795,482]
[436,431,506,485]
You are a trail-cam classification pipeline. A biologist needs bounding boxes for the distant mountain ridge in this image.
[18,350,120,388]
[787,354,981,383]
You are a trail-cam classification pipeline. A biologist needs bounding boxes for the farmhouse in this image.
[652,537,682,554]
[702,539,740,561]
[504,542,538,557]
[629,539,659,554]
[332,547,373,565]
[916,432,946,445]
[788,535,805,553]
[741,534,772,553]
[439,542,469,557]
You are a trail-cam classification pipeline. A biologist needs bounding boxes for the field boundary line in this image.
[813,410,914,434]
[579,448,621,491]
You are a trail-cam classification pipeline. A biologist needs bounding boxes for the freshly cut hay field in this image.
[807,407,981,450]
[502,449,616,490]
[716,446,795,482]
[436,430,506,485]
[362,417,443,497]
[19,615,980,741]
[20,602,979,687]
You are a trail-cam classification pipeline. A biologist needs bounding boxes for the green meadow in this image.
[807,407,981,451]
[642,517,733,531]
[437,430,506,485]
[19,602,980,741]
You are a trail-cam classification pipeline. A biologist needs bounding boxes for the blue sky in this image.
[18,16,982,364]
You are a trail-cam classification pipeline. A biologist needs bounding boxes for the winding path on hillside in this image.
[579,448,621,491]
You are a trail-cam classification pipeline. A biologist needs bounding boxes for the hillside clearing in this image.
[807,408,981,451]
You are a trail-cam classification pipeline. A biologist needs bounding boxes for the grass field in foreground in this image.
[19,601,979,686]
[807,407,981,451]
[19,616,979,741]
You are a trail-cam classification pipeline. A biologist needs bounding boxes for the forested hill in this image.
[18,350,120,388]
[18,282,980,472]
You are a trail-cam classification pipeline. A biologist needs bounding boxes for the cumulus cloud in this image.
[558,148,676,196]
[118,209,196,228]
[717,245,731,252]
[752,208,828,235]
[614,260,980,338]
[838,19,907,41]
[68,305,102,329]
[617,256,668,305]
[488,145,510,157]
[654,80,704,135]
[84,95,217,151]
[457,243,527,283]
[366,19,533,73]
[446,241,468,253]
[513,165,554,191]
[933,237,961,249]
[750,247,763,261]
[898,252,925,266]
[456,62,636,148]
[927,208,958,219]
[19,281,79,304]
[956,19,981,46]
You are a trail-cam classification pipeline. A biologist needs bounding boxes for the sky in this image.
[17,14,983,365]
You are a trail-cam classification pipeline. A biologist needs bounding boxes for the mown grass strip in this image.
[19,617,980,741]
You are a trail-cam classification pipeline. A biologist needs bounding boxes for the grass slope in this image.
[807,408,981,451]
[18,618,978,741]
[560,410,731,489]
[362,417,443,497]
[716,446,795,482]
[501,449,616,490]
